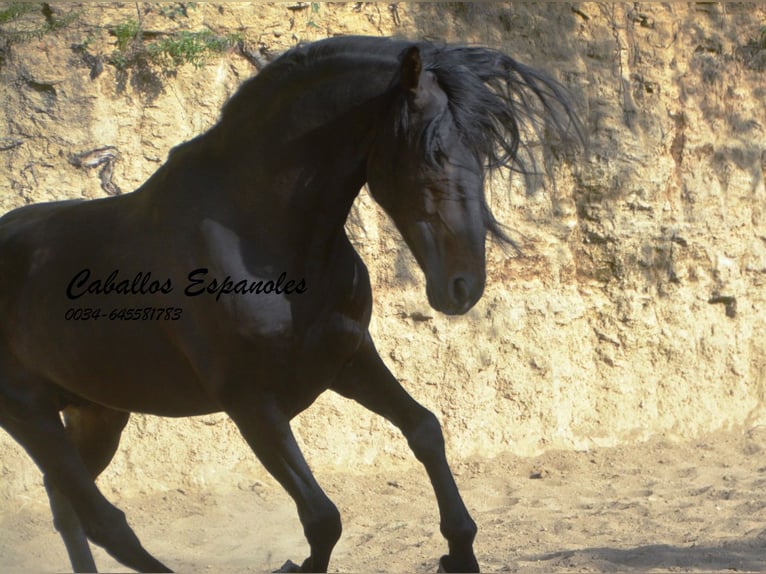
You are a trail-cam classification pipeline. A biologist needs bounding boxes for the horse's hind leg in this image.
[0,382,169,573]
[63,404,130,477]
[45,404,130,572]
[45,479,97,572]
[333,334,479,573]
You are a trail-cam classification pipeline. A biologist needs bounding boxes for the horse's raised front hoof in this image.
[274,559,302,573]
[438,554,480,573]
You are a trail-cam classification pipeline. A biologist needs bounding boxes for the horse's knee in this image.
[406,409,445,464]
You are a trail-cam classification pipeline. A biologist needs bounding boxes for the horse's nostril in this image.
[452,277,469,306]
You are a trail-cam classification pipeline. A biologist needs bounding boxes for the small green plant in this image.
[0,2,78,43]
[111,20,140,52]
[109,50,128,70]
[147,30,241,69]
[158,2,197,20]
[306,2,320,28]
[0,2,36,25]
[108,18,241,72]
[759,26,766,50]
[43,6,78,33]
[107,20,141,70]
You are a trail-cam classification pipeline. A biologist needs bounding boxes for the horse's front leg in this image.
[332,333,479,573]
[224,392,342,573]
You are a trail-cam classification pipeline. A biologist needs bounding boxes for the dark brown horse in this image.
[0,36,578,572]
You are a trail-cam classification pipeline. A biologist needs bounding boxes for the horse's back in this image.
[0,199,83,246]
[0,200,87,313]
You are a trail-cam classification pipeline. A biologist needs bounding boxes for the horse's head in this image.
[367,47,490,316]
[367,43,580,316]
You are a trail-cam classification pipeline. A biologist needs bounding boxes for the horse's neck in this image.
[224,57,396,150]
[142,61,395,245]
[215,61,396,217]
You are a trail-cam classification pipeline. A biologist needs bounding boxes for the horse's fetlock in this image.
[304,502,342,549]
[442,516,477,547]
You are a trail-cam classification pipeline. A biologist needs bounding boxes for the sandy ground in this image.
[3,426,766,573]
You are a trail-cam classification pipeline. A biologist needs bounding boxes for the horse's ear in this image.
[400,46,422,93]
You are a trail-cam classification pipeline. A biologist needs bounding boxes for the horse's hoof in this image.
[274,559,302,573]
[438,554,480,573]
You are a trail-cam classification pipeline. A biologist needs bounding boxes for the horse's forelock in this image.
[427,45,582,180]
[419,44,582,247]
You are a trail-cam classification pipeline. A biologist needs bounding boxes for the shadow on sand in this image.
[525,535,766,572]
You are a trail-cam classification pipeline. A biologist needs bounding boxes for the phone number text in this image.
[64,307,183,321]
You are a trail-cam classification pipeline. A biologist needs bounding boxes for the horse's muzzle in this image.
[427,273,484,315]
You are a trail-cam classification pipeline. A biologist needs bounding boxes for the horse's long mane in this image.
[223,36,580,156]
[398,40,582,243]
[420,43,581,174]
[219,36,582,243]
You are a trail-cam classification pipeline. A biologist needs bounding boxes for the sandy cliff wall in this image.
[1,2,765,498]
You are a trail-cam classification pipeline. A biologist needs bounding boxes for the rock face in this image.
[1,3,765,497]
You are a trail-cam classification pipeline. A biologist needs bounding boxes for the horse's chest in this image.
[197,218,371,395]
